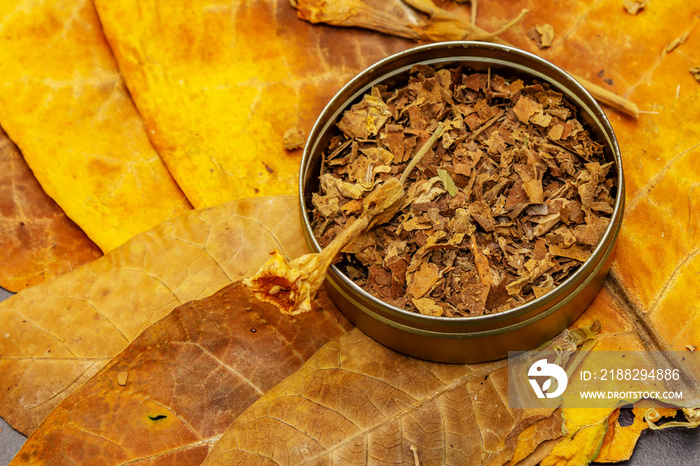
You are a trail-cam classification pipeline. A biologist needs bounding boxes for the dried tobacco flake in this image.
[690,67,700,82]
[283,126,306,151]
[528,24,555,49]
[666,30,690,53]
[623,0,648,15]
[437,168,458,197]
[310,65,616,317]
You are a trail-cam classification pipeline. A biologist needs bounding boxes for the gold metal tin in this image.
[299,42,624,363]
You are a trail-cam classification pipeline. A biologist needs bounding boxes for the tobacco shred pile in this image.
[309,65,616,317]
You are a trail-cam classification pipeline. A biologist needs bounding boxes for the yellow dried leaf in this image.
[0,0,192,251]
[541,411,611,466]
[93,0,412,207]
[0,196,305,435]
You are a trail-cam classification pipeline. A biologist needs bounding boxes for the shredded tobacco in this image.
[309,65,616,317]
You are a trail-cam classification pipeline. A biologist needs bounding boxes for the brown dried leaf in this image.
[0,0,192,252]
[0,126,102,292]
[292,0,638,117]
[93,0,412,207]
[11,282,350,464]
[291,0,519,42]
[201,325,593,466]
[0,196,305,435]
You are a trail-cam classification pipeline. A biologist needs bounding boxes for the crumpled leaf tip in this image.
[243,249,314,316]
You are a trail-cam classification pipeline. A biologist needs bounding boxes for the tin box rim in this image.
[299,41,624,332]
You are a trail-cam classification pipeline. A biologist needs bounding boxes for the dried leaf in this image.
[0,126,102,292]
[577,9,700,458]
[538,295,650,466]
[407,261,441,298]
[201,324,593,465]
[4,2,700,463]
[338,93,392,139]
[291,0,638,117]
[94,0,412,207]
[0,0,192,252]
[595,401,678,462]
[548,243,592,262]
[291,0,527,42]
[11,282,350,464]
[0,196,305,435]
[509,410,565,464]
[601,9,700,355]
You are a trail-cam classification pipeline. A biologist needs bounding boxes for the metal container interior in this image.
[299,41,624,363]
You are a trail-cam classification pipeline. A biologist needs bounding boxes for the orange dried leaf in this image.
[0,127,102,292]
[0,0,192,252]
[11,282,350,464]
[596,400,678,463]
[0,196,305,435]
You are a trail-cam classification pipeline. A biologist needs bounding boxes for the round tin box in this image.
[299,41,624,363]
